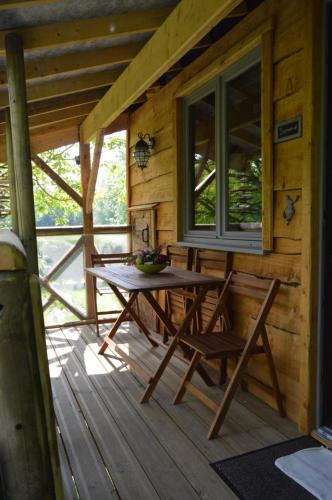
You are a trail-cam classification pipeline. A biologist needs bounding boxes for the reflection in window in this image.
[226,63,262,232]
[189,92,216,231]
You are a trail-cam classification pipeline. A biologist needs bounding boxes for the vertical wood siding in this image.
[128,0,318,426]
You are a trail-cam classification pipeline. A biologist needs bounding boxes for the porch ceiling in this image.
[0,0,260,159]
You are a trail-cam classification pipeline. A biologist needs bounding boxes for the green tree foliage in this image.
[93,134,127,225]
[33,145,82,226]
[194,157,262,227]
[228,158,262,225]
[32,133,127,227]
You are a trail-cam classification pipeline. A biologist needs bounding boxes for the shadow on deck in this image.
[46,324,301,500]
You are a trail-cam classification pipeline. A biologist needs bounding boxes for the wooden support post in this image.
[5,33,38,274]
[79,129,95,318]
[0,232,61,499]
[85,129,104,213]
[5,109,19,233]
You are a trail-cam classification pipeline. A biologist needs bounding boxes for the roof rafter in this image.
[0,6,173,52]
[0,0,60,9]
[81,0,242,143]
[0,67,123,107]
[0,87,107,124]
[0,41,146,84]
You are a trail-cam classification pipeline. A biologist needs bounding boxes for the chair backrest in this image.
[195,249,232,278]
[91,252,132,267]
[167,245,194,270]
[204,271,280,335]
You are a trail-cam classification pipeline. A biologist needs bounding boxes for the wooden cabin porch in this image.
[0,0,328,497]
[49,322,300,499]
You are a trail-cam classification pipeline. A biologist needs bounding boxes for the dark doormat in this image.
[211,436,320,500]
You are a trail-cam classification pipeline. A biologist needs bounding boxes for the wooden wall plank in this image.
[274,140,303,190]
[273,50,304,102]
[273,190,302,239]
[125,0,318,426]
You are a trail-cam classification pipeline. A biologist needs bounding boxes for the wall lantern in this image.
[133,132,155,170]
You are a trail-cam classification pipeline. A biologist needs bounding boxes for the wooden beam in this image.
[0,112,129,163]
[32,153,83,206]
[0,0,60,9]
[0,6,173,52]
[227,1,248,17]
[28,116,86,137]
[0,67,123,107]
[81,0,242,143]
[0,102,94,135]
[86,129,104,214]
[0,88,107,124]
[34,224,131,237]
[0,124,80,162]
[30,125,79,156]
[79,132,95,318]
[104,112,129,136]
[261,28,274,252]
[44,235,83,283]
[40,278,86,320]
[299,0,323,433]
[5,33,39,274]
[28,102,93,130]
[0,41,146,85]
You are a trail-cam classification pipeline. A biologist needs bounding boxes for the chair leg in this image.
[261,327,285,417]
[219,358,227,385]
[173,351,202,404]
[208,352,251,440]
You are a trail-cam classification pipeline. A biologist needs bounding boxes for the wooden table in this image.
[86,265,225,401]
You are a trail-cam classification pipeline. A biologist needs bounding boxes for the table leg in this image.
[142,289,215,387]
[140,287,207,403]
[111,286,158,348]
[98,292,138,354]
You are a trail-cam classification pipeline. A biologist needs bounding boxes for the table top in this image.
[86,265,225,292]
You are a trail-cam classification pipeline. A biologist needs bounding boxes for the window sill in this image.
[177,239,268,256]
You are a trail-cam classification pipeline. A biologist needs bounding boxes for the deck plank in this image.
[52,327,203,500]
[107,325,296,456]
[48,330,161,500]
[74,326,236,499]
[46,337,119,500]
[47,323,301,500]
[56,427,79,500]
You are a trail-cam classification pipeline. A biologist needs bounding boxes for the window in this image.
[183,48,263,252]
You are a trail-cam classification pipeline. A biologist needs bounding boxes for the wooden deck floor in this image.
[46,324,301,500]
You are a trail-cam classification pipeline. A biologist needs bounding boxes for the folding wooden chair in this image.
[173,271,284,439]
[164,245,195,343]
[194,249,232,384]
[194,249,232,333]
[91,252,132,336]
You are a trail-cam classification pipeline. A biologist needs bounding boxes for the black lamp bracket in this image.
[138,132,155,149]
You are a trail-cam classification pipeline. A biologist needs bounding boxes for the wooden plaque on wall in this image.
[128,203,159,330]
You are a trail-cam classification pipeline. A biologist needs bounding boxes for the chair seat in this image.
[180,332,264,359]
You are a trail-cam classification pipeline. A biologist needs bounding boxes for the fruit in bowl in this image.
[127,246,169,274]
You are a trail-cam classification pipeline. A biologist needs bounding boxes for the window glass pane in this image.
[226,62,262,233]
[189,92,216,231]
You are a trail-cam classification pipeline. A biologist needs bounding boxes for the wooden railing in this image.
[37,224,131,327]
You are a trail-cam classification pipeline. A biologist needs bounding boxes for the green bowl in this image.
[135,263,167,274]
